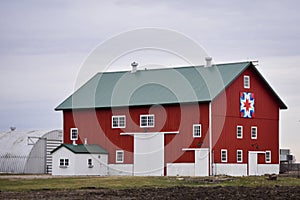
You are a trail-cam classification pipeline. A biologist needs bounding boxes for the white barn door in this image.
[134,133,164,176]
[248,152,258,175]
[195,148,209,176]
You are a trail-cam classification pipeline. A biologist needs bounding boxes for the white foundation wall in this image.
[167,163,195,176]
[257,164,279,175]
[108,164,133,176]
[213,164,247,176]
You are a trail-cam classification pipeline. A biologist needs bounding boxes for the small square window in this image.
[112,115,126,128]
[59,159,69,167]
[221,149,227,163]
[116,150,124,163]
[266,151,271,163]
[140,114,155,128]
[236,125,243,139]
[237,150,243,163]
[193,124,202,138]
[244,75,250,89]
[251,126,257,139]
[88,158,93,168]
[70,128,78,141]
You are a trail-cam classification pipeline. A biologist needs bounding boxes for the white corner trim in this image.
[120,131,179,135]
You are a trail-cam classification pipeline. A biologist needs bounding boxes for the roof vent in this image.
[131,62,138,73]
[205,57,212,67]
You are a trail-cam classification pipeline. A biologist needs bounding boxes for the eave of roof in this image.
[249,65,287,109]
[51,144,108,154]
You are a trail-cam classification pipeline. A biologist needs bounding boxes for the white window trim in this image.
[116,150,124,163]
[221,149,227,163]
[251,126,257,139]
[193,124,202,138]
[140,114,155,128]
[112,115,126,128]
[237,150,243,163]
[236,125,243,139]
[70,128,78,141]
[266,150,271,163]
[59,158,69,168]
[244,75,250,89]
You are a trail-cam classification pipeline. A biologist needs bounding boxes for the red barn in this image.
[54,61,287,176]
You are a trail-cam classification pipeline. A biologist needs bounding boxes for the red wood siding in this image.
[212,66,280,164]
[63,103,209,164]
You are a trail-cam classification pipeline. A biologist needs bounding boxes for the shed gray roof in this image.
[52,144,108,154]
[55,61,287,110]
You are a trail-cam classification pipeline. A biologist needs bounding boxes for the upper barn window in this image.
[251,126,257,139]
[140,114,155,128]
[236,125,243,139]
[70,128,78,141]
[244,75,250,89]
[112,115,126,128]
[193,124,202,138]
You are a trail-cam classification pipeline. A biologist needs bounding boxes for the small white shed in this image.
[51,144,108,176]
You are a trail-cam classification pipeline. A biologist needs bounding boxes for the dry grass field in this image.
[0,175,299,199]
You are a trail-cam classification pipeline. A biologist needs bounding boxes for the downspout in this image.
[209,102,213,176]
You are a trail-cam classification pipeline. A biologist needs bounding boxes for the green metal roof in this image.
[52,144,108,154]
[55,61,287,110]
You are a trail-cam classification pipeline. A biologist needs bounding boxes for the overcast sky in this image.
[0,0,300,160]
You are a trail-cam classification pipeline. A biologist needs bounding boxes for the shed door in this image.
[134,133,164,176]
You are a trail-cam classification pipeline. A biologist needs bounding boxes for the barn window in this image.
[88,158,93,168]
[221,149,227,163]
[70,128,78,141]
[251,126,257,139]
[59,159,69,167]
[140,114,155,128]
[112,115,126,128]
[237,150,243,163]
[266,151,271,163]
[193,124,202,138]
[244,75,250,89]
[116,150,124,163]
[236,125,243,139]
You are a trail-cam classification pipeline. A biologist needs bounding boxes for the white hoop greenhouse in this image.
[0,130,62,174]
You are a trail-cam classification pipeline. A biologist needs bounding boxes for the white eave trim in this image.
[120,131,179,135]
[248,151,266,154]
[182,148,209,151]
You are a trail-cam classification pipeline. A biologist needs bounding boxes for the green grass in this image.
[0,175,299,191]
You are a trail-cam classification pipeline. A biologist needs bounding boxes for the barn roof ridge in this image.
[95,60,254,75]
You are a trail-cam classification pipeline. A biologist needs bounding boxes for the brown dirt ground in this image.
[1,186,300,200]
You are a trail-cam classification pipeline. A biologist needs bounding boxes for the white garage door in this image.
[134,133,164,176]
